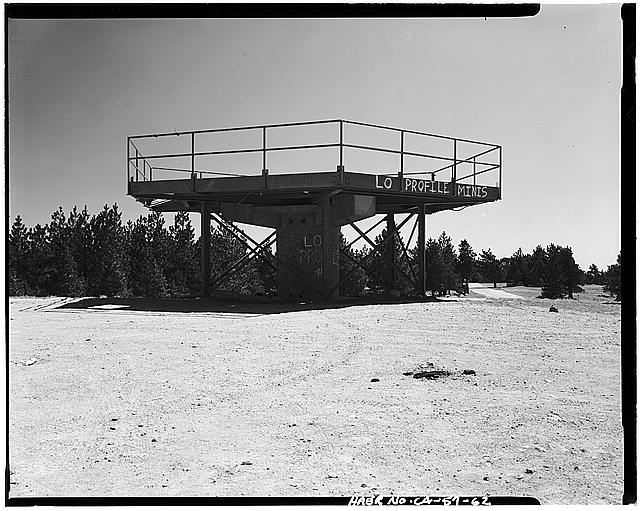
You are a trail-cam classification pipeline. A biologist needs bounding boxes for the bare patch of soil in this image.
[8,285,622,502]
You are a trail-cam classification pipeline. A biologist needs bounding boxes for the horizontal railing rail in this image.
[127,119,502,195]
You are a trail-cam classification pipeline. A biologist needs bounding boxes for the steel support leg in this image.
[200,201,211,298]
[386,213,396,294]
[418,205,426,296]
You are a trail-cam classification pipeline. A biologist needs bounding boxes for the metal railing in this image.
[127,119,502,191]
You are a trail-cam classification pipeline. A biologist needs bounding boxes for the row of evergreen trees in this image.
[8,205,622,301]
[9,205,272,298]
[341,228,621,300]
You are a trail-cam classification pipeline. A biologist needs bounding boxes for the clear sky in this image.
[8,5,621,270]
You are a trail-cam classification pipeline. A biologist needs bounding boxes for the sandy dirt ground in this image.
[8,285,622,503]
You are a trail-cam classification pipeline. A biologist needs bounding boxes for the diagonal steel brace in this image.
[212,213,321,297]
[211,213,278,273]
[330,203,417,289]
[209,230,277,289]
[330,243,388,296]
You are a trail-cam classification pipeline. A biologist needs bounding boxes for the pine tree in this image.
[46,207,87,296]
[65,207,91,296]
[125,217,149,296]
[456,239,476,291]
[437,231,460,294]
[125,213,169,297]
[603,252,621,300]
[479,249,501,288]
[425,238,444,296]
[539,244,581,299]
[166,212,197,296]
[146,212,171,297]
[527,245,547,287]
[540,244,563,298]
[8,216,30,295]
[26,224,54,296]
[560,246,581,298]
[506,248,527,287]
[587,263,602,285]
[339,234,367,296]
[89,204,129,296]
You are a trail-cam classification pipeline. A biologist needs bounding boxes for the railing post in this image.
[262,126,267,170]
[262,126,268,189]
[473,156,476,186]
[452,139,457,194]
[191,132,195,179]
[135,147,139,182]
[498,146,502,198]
[339,120,343,168]
[398,130,404,191]
[127,138,130,185]
[336,120,345,186]
[148,161,152,181]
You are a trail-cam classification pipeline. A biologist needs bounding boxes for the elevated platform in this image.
[129,170,500,216]
[127,120,502,299]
